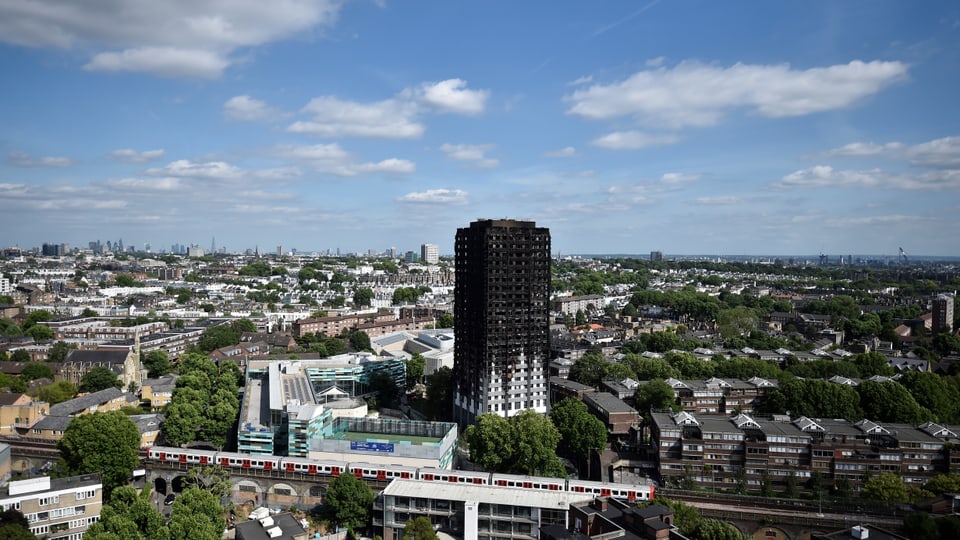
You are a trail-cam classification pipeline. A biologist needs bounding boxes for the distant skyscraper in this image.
[932,294,955,334]
[404,251,418,264]
[421,243,439,264]
[277,245,283,257]
[388,246,397,258]
[453,219,551,427]
[650,250,663,262]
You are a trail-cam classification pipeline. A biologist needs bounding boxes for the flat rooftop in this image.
[383,479,591,508]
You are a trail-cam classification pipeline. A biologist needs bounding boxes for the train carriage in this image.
[489,472,563,492]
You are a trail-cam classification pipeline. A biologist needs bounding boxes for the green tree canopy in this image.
[48,340,76,363]
[58,411,141,497]
[20,362,53,381]
[405,353,425,389]
[323,472,375,530]
[80,366,123,393]
[36,380,77,405]
[466,410,565,477]
[25,324,54,341]
[569,351,608,388]
[857,380,933,424]
[353,287,374,307]
[84,486,168,540]
[862,472,911,503]
[404,516,439,540]
[635,379,677,417]
[143,350,172,378]
[550,398,608,465]
[167,487,226,540]
[349,330,371,351]
[425,367,452,421]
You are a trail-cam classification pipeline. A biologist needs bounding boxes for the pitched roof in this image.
[49,387,127,416]
[64,350,130,365]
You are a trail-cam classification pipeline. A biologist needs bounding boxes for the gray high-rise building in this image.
[453,219,551,427]
[420,243,439,264]
[932,293,955,334]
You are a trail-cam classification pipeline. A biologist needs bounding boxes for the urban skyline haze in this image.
[1,1,959,256]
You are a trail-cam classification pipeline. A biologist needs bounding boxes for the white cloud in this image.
[398,188,468,204]
[692,196,742,205]
[567,75,593,86]
[85,47,229,78]
[823,141,905,157]
[147,160,243,180]
[288,96,423,139]
[411,79,489,115]
[287,78,489,139]
[776,165,960,190]
[645,56,666,67]
[8,151,74,167]
[0,0,343,78]
[907,136,960,168]
[544,146,577,158]
[271,144,414,176]
[660,172,700,184]
[224,95,286,122]
[591,131,680,149]
[109,148,166,163]
[566,60,908,128]
[825,215,928,227]
[439,143,499,168]
[104,177,183,191]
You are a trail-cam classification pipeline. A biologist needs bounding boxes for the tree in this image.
[323,472,375,530]
[22,309,53,330]
[36,380,77,405]
[404,517,438,540]
[465,414,513,472]
[197,324,240,352]
[717,306,758,339]
[353,287,374,307]
[230,318,257,334]
[0,317,22,336]
[436,313,454,328]
[20,362,53,381]
[168,487,226,540]
[368,371,399,409]
[425,367,452,421]
[25,324,54,341]
[48,341,76,363]
[858,380,932,424]
[924,474,960,497]
[0,509,37,540]
[903,512,939,540]
[635,379,676,417]
[115,274,139,287]
[80,366,123,393]
[575,309,587,326]
[160,402,202,446]
[10,349,31,363]
[143,350,172,378]
[550,398,607,470]
[862,472,911,503]
[349,330,371,352]
[84,486,168,540]
[405,353,425,389]
[466,410,565,477]
[58,411,141,497]
[569,351,608,388]
[185,465,232,499]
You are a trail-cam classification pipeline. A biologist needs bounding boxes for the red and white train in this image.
[146,446,655,502]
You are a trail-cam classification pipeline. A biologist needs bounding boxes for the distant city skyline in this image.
[2,2,959,255]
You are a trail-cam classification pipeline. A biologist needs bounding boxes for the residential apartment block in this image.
[453,219,551,426]
[0,474,102,540]
[651,410,960,493]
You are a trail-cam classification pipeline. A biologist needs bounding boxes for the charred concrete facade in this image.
[453,219,551,427]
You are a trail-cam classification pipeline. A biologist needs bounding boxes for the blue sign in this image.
[350,441,395,453]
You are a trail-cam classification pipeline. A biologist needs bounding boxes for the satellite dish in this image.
[864,438,871,445]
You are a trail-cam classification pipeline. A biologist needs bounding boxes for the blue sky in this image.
[1,1,959,257]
